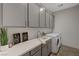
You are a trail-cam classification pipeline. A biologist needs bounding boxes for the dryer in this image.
[46,32,62,54]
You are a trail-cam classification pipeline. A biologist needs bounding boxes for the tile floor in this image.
[52,45,79,56]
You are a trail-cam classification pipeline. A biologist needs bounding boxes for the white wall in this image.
[7,28,52,43]
[54,5,79,49]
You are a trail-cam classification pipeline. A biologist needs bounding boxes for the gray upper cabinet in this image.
[40,8,46,28]
[2,3,54,28]
[29,3,40,27]
[0,4,2,26]
[3,3,26,27]
[46,12,50,28]
[49,15,54,28]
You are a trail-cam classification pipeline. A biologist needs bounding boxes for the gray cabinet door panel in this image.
[42,44,48,56]
[40,8,46,27]
[47,39,51,55]
[30,45,41,55]
[46,12,50,28]
[22,52,30,56]
[33,49,41,56]
[49,15,54,28]
[3,3,26,27]
[29,3,40,27]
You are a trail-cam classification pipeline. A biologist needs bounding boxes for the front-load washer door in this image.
[57,36,61,48]
[57,38,59,46]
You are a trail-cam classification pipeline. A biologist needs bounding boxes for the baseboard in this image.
[62,44,79,50]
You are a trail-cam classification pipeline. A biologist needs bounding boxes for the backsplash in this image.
[7,28,52,43]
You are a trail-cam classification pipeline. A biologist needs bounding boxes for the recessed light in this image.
[40,8,45,12]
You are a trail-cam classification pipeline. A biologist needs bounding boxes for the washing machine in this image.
[46,32,62,54]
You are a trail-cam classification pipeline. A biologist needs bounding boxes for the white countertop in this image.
[0,39,41,56]
[38,36,52,44]
[46,32,61,37]
[0,35,52,56]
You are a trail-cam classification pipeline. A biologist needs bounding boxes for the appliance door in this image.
[51,37,58,53]
[56,35,61,48]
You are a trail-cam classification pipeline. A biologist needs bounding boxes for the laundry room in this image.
[0,0,79,56]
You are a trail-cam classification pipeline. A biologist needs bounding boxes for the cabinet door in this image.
[0,4,2,26]
[40,8,46,27]
[46,12,50,28]
[33,49,41,56]
[49,15,54,28]
[3,3,26,27]
[29,3,40,27]
[22,52,30,56]
[30,45,41,56]
[47,39,51,55]
[42,44,48,56]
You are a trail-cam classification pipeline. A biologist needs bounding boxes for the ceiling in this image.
[41,3,79,12]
